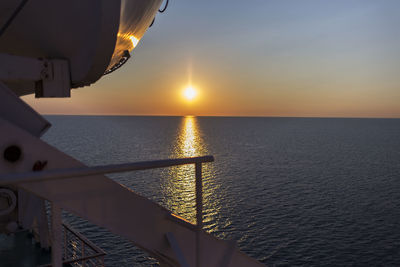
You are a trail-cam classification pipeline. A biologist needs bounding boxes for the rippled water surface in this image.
[43,116,400,266]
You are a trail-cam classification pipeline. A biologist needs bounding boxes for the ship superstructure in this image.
[0,1,264,266]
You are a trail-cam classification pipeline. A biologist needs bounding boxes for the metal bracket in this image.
[0,81,50,136]
[0,53,71,97]
[165,232,190,267]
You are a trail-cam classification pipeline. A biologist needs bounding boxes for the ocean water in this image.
[43,116,400,266]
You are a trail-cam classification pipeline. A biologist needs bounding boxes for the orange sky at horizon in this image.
[22,57,400,118]
[22,1,400,118]
[22,76,400,118]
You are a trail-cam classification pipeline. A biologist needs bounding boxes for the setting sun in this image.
[183,86,197,101]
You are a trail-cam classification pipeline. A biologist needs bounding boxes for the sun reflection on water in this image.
[180,116,199,157]
[162,116,223,230]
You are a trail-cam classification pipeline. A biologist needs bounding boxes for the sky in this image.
[23,0,400,117]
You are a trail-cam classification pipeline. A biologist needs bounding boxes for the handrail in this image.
[63,222,106,256]
[62,253,105,265]
[39,223,106,267]
[4,155,214,267]
[0,155,214,185]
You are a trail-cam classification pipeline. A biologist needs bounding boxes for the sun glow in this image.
[183,86,197,101]
[129,36,139,48]
[116,33,140,50]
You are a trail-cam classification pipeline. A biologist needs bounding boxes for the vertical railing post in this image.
[64,224,67,261]
[82,242,85,267]
[51,203,62,267]
[195,162,203,267]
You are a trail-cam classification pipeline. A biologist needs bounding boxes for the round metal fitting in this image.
[3,145,22,163]
[0,188,17,216]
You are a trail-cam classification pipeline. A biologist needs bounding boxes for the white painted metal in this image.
[0,0,121,89]
[107,0,162,70]
[0,188,16,216]
[166,232,190,267]
[0,156,213,185]
[36,59,70,98]
[37,197,50,249]
[0,82,50,247]
[51,203,62,267]
[220,240,237,267]
[18,188,50,248]
[0,0,162,94]
[61,223,106,266]
[0,1,265,264]
[0,81,50,136]
[0,54,71,97]
[195,163,203,267]
[0,118,264,266]
[0,53,44,81]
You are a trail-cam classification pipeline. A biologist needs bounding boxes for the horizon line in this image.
[41,113,400,119]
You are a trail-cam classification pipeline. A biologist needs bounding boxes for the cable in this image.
[150,0,169,28]
[159,0,169,13]
[0,0,30,38]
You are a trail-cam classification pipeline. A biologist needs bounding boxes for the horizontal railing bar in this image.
[41,253,105,267]
[0,155,214,185]
[63,253,106,264]
[63,223,106,255]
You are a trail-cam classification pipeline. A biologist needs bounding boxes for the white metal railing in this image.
[39,223,106,267]
[1,156,214,267]
[62,223,106,267]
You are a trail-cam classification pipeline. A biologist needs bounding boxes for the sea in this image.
[43,115,400,266]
